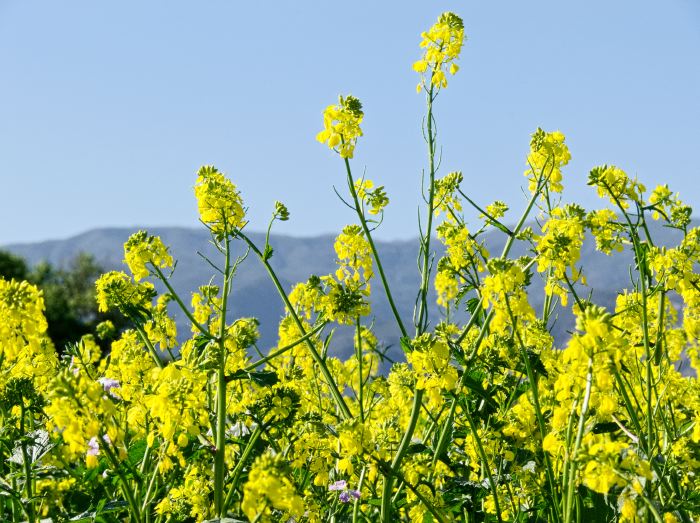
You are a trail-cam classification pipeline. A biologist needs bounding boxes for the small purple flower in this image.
[98,377,121,396]
[330,480,360,503]
[102,433,111,445]
[339,489,361,503]
[329,480,347,491]
[86,436,100,456]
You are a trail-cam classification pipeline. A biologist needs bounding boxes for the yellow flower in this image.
[525,127,571,194]
[123,230,173,281]
[415,12,466,92]
[333,225,373,287]
[194,165,246,237]
[588,164,646,209]
[242,453,304,522]
[0,278,56,393]
[316,95,363,159]
[94,271,155,314]
[354,178,389,215]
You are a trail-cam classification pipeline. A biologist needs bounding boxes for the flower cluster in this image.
[525,127,571,194]
[354,178,389,215]
[0,278,56,393]
[194,165,246,236]
[535,204,586,305]
[242,453,305,522]
[588,164,646,209]
[95,270,155,315]
[413,12,465,91]
[123,230,173,281]
[316,95,364,159]
[649,183,693,228]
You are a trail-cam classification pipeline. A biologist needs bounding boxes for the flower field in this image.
[1,12,699,523]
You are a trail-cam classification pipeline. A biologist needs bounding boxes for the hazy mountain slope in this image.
[4,220,695,361]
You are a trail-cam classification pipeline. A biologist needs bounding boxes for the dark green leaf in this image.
[592,422,620,434]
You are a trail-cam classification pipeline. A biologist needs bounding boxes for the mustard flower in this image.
[194,165,246,237]
[407,334,458,410]
[242,453,304,522]
[588,164,646,209]
[316,95,363,159]
[0,278,56,393]
[94,271,156,314]
[414,12,465,92]
[649,183,692,227]
[535,204,586,306]
[45,368,125,467]
[354,178,389,215]
[333,224,373,287]
[525,127,571,194]
[434,265,459,308]
[586,208,624,254]
[155,464,213,521]
[433,171,463,217]
[482,258,535,332]
[123,230,173,281]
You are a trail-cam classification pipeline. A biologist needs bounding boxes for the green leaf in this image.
[126,438,147,466]
[262,244,274,261]
[400,336,413,355]
[226,369,278,387]
[465,297,481,316]
[592,422,620,434]
[69,500,129,521]
[407,442,430,455]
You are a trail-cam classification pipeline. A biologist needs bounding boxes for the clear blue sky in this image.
[1,1,699,245]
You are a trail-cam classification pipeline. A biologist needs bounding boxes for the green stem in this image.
[431,308,494,471]
[214,235,232,516]
[222,426,263,513]
[140,453,162,514]
[352,466,366,523]
[344,159,408,339]
[19,405,35,523]
[415,84,436,335]
[563,356,593,523]
[133,322,164,369]
[376,454,447,523]
[356,316,365,423]
[380,389,424,521]
[152,265,214,339]
[463,401,503,523]
[431,178,546,469]
[506,300,561,522]
[103,441,142,523]
[379,82,439,522]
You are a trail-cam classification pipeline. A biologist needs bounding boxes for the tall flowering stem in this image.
[382,13,465,520]
[344,157,408,339]
[414,83,437,334]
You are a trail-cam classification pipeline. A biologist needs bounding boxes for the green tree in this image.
[0,250,29,281]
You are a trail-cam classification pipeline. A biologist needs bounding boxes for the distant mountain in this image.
[3,220,696,362]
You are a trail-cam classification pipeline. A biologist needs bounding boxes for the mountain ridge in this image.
[3,221,696,362]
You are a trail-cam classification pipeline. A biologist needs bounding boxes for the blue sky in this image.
[1,1,699,245]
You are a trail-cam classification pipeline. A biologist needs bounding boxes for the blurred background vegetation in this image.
[0,250,129,353]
